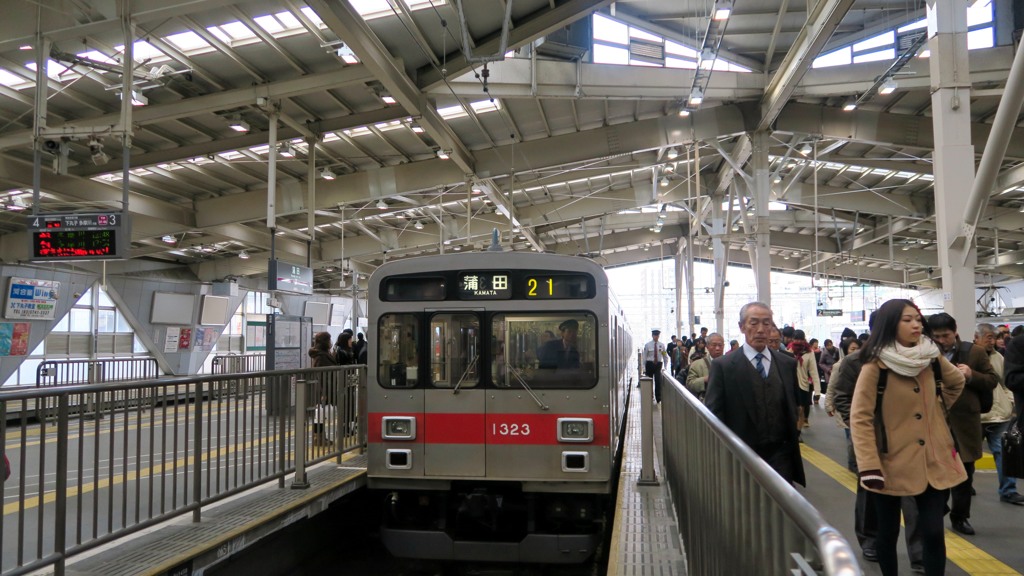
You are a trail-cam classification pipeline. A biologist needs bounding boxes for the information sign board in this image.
[28,213,124,261]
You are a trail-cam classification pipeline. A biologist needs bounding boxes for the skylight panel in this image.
[350,0,393,20]
[853,49,895,64]
[165,31,209,52]
[0,68,26,87]
[275,11,302,29]
[813,46,851,68]
[207,26,232,44]
[76,50,118,64]
[218,150,245,160]
[437,104,468,120]
[130,168,152,176]
[629,27,661,43]
[594,44,629,65]
[189,156,214,165]
[665,40,698,58]
[967,1,993,26]
[157,163,184,171]
[666,57,697,69]
[594,14,628,44]
[375,120,403,131]
[249,144,270,154]
[254,15,285,34]
[853,31,894,53]
[469,99,501,114]
[300,7,325,26]
[323,132,341,142]
[115,41,166,62]
[220,21,257,41]
[25,60,69,80]
[343,126,372,137]
[898,18,927,33]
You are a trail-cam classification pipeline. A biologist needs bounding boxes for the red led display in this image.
[32,230,117,259]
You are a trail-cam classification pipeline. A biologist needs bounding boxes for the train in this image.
[366,248,634,564]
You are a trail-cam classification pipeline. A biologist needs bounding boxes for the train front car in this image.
[367,251,632,565]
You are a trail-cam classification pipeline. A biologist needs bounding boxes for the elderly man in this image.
[686,332,725,400]
[706,302,805,485]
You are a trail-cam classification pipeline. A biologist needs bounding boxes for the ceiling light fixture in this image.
[395,212,406,219]
[879,77,898,95]
[228,119,250,133]
[162,235,176,244]
[714,8,732,21]
[843,97,857,111]
[667,147,679,160]
[87,138,109,165]
[437,149,450,160]
[772,174,783,184]
[414,220,424,230]
[678,108,691,117]
[1019,204,1024,213]
[376,199,388,210]
[699,48,716,70]
[688,87,704,106]
[381,95,397,105]
[320,167,336,180]
[410,123,424,133]
[127,89,148,106]
[660,177,669,187]
[279,143,295,157]
[238,250,250,259]
[798,143,813,156]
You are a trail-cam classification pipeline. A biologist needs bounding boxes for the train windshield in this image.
[492,313,598,389]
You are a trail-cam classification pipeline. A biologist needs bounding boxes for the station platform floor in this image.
[798,402,1024,576]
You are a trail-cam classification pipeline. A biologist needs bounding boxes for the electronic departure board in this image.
[28,213,124,261]
[524,274,593,299]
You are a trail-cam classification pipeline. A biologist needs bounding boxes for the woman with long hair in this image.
[850,299,966,576]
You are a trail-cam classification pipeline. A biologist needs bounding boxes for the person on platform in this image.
[705,302,805,485]
[644,329,669,403]
[686,332,724,400]
[309,332,337,367]
[538,319,581,370]
[928,312,998,536]
[975,323,1024,505]
[851,299,966,576]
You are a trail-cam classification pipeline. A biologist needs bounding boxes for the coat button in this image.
[915,413,922,420]
[918,439,925,446]
[913,386,920,393]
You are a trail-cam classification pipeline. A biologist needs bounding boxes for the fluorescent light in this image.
[19,45,32,51]
[238,250,250,259]
[660,177,669,187]
[799,143,813,156]
[667,147,679,160]
[879,77,897,95]
[688,88,704,106]
[279,144,295,157]
[678,109,690,117]
[376,199,388,210]
[320,167,336,180]
[437,149,450,160]
[843,98,857,111]
[381,95,397,105]
[228,119,250,132]
[714,8,731,20]
[410,124,424,133]
[414,220,424,230]
[162,235,176,244]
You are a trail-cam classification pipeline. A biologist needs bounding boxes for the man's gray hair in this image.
[738,301,772,325]
[976,323,997,338]
[707,332,725,343]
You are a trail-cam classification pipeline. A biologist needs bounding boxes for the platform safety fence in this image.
[32,358,161,422]
[0,364,365,576]
[659,371,860,576]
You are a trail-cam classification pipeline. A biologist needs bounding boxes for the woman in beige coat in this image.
[850,298,966,576]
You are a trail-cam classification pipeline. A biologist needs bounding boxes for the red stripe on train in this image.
[367,412,610,446]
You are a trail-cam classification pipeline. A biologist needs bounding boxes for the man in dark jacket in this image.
[706,302,805,486]
[928,313,999,536]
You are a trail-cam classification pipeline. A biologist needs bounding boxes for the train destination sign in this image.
[816,309,843,317]
[268,260,313,295]
[457,271,512,300]
[28,213,124,261]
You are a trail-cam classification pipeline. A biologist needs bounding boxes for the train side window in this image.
[378,313,420,388]
[491,313,597,390]
[429,313,480,388]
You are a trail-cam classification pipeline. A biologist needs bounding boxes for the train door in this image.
[423,311,484,476]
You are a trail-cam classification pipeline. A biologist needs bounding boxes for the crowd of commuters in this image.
[677,299,1023,576]
[307,328,368,367]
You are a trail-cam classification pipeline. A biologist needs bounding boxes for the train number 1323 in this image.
[492,423,531,436]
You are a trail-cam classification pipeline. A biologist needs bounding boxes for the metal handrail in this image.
[659,370,860,576]
[1,365,365,576]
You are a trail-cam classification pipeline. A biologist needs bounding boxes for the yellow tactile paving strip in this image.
[801,445,1021,576]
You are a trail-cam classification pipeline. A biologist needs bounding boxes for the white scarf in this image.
[877,337,941,377]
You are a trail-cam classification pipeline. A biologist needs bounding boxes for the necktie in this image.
[755,353,767,379]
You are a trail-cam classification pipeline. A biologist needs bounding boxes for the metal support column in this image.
[710,189,727,336]
[751,131,772,307]
[928,0,977,328]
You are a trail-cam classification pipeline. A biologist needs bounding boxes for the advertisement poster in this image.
[0,323,30,356]
[5,277,60,320]
[164,327,180,353]
[179,328,192,350]
[194,327,219,351]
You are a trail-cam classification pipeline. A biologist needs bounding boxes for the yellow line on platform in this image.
[800,444,1021,576]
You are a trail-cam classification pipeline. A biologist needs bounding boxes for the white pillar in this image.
[751,131,772,307]
[710,194,727,336]
[928,0,977,331]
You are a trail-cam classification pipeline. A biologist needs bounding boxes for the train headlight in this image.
[557,418,593,442]
[382,416,416,440]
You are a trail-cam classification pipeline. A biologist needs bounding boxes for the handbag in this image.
[1003,420,1024,479]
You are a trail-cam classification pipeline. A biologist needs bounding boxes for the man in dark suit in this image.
[538,319,581,370]
[705,302,806,486]
[928,312,998,536]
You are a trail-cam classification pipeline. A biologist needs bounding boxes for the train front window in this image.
[491,313,597,389]
[378,314,420,388]
[429,313,480,389]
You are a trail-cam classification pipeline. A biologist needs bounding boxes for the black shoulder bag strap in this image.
[874,368,889,454]
[932,359,961,455]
